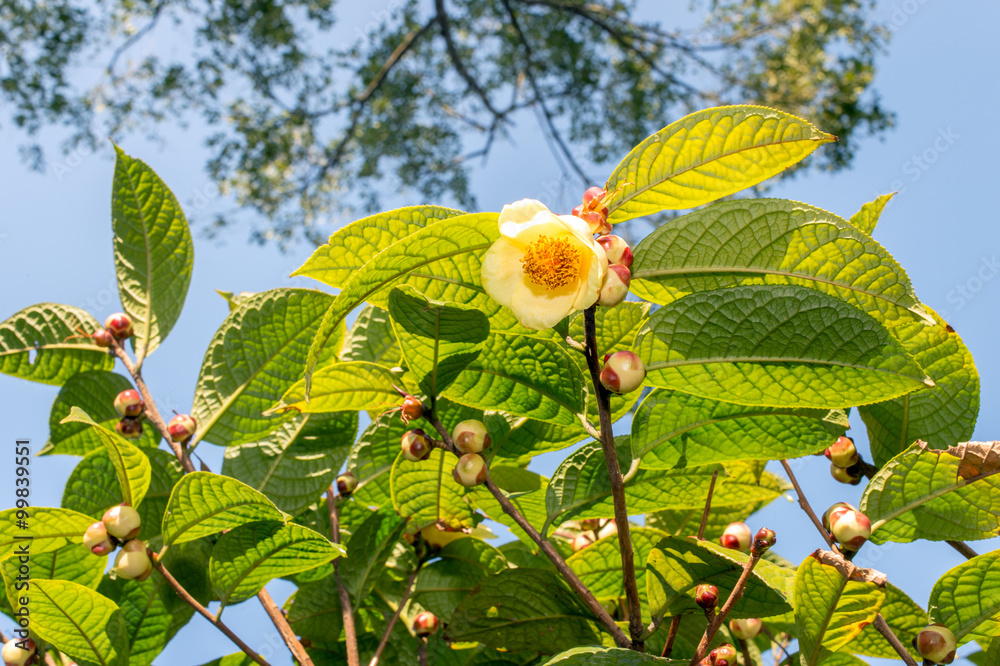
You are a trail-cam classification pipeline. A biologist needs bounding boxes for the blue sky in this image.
[2,1,998,663]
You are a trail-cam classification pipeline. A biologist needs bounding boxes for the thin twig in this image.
[872,615,919,666]
[369,568,420,666]
[737,637,754,666]
[152,557,269,666]
[946,540,978,559]
[582,306,643,649]
[255,590,314,666]
[779,460,839,554]
[760,626,790,663]
[327,488,360,666]
[697,469,720,540]
[419,638,428,666]
[689,553,762,664]
[661,616,681,658]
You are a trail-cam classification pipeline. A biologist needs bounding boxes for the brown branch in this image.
[435,0,503,118]
[872,615,919,666]
[946,540,979,559]
[690,553,763,664]
[418,639,428,666]
[779,460,839,554]
[327,488,360,666]
[152,557,269,666]
[661,616,682,658]
[737,637,754,666]
[369,568,420,666]
[698,469,720,540]
[256,590,314,666]
[581,306,643,649]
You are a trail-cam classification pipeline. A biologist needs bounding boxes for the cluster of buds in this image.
[92,312,134,348]
[2,638,36,666]
[823,502,871,552]
[399,419,493,488]
[596,235,633,308]
[914,624,957,664]
[113,388,146,440]
[573,186,613,235]
[826,436,863,485]
[167,413,197,446]
[751,527,776,556]
[81,502,152,581]
[600,351,646,394]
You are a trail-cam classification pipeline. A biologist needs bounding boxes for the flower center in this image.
[521,234,581,290]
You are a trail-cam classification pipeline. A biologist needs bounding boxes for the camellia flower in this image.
[482,199,607,329]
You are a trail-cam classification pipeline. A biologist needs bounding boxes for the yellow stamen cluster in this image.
[521,235,581,290]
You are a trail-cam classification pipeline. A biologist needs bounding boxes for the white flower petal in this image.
[572,249,606,311]
[480,238,525,308]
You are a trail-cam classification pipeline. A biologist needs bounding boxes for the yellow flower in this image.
[481,199,607,330]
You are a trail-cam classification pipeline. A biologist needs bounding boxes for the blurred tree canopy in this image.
[1,0,892,245]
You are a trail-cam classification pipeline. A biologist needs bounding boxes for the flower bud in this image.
[93,328,115,348]
[400,396,423,423]
[582,186,610,216]
[83,521,115,556]
[821,502,858,533]
[336,471,359,496]
[720,522,752,552]
[597,265,631,307]
[752,527,776,555]
[167,414,197,443]
[597,519,618,540]
[695,583,719,610]
[825,436,859,468]
[729,618,762,640]
[595,235,633,268]
[114,540,152,581]
[572,532,595,552]
[452,420,491,454]
[413,611,440,637]
[115,417,143,440]
[710,644,738,666]
[401,429,433,462]
[600,351,645,394]
[103,503,142,540]
[914,624,957,665]
[2,638,36,666]
[830,462,863,485]
[579,518,601,532]
[452,453,487,487]
[829,510,871,551]
[104,313,134,340]
[572,207,611,235]
[114,389,145,417]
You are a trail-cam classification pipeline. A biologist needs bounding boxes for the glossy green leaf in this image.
[645,497,774,541]
[859,310,980,467]
[794,550,887,664]
[271,361,402,415]
[630,198,928,325]
[413,538,507,618]
[391,448,477,530]
[444,568,599,652]
[634,285,932,408]
[340,304,400,364]
[484,411,587,466]
[848,583,924,659]
[111,145,194,360]
[193,288,342,447]
[348,411,410,508]
[862,440,1000,543]
[293,205,465,288]
[0,303,113,385]
[849,192,896,235]
[43,370,158,455]
[631,388,848,468]
[604,105,834,223]
[210,521,343,609]
[929,549,1000,644]
[222,411,357,516]
[567,527,666,609]
[339,506,406,603]
[387,285,490,397]
[59,406,151,507]
[30,579,129,666]
[0,507,96,559]
[216,290,257,312]
[161,472,284,545]
[1,542,106,613]
[286,574,344,645]
[546,646,687,664]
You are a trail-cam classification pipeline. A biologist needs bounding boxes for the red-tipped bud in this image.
[914,624,957,664]
[597,264,631,307]
[400,396,423,423]
[93,328,115,348]
[573,209,611,235]
[2,638,36,666]
[116,417,143,440]
[582,186,610,216]
[720,522,752,552]
[413,611,440,637]
[167,414,197,443]
[452,453,487,487]
[752,527,776,555]
[113,540,152,581]
[573,532,595,552]
[83,521,115,556]
[114,389,145,417]
[695,583,719,610]
[104,313,133,340]
[825,436,859,468]
[729,618,762,640]
[595,235,633,268]
[103,503,142,540]
[452,420,491,454]
[336,471,359,496]
[600,350,645,394]
[821,502,857,532]
[829,510,870,551]
[830,462,863,485]
[401,429,433,462]
[710,644,738,666]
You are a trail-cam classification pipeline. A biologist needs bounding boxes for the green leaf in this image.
[292,205,466,289]
[567,528,666,609]
[849,192,896,235]
[161,472,285,545]
[645,536,793,622]
[43,370,158,455]
[304,212,499,386]
[348,411,410,508]
[861,440,1000,543]
[794,551,887,664]
[222,411,357,516]
[1,543,106,613]
[30,579,129,666]
[270,361,402,415]
[929,549,1000,644]
[546,646,687,664]
[444,568,599,653]
[287,574,344,645]
[111,145,194,360]
[0,507,96,559]
[339,506,407,604]
[848,583,924,659]
[391,448,477,530]
[59,406,152,507]
[634,285,932,409]
[604,106,834,223]
[646,498,774,541]
[631,388,848,468]
[629,198,929,325]
[442,332,586,426]
[0,303,113,385]
[413,539,507,619]
[210,521,343,609]
[340,304,400,364]
[859,309,980,467]
[387,285,490,397]
[484,411,587,466]
[216,290,257,312]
